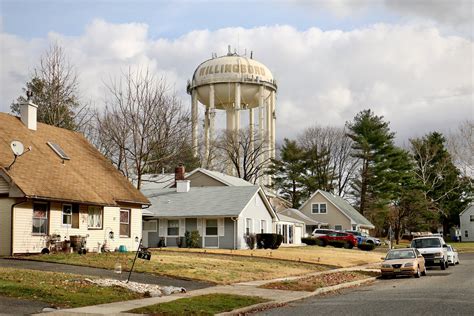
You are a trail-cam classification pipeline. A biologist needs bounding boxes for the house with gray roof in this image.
[142,180,278,249]
[299,190,375,234]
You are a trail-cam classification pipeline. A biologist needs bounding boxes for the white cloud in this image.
[1,20,472,145]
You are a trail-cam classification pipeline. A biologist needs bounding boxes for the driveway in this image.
[256,253,474,315]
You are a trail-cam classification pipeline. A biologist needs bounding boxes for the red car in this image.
[316,231,358,249]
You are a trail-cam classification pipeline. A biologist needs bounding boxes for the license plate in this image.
[434,260,440,263]
[394,268,401,272]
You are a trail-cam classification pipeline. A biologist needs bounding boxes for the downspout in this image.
[231,217,238,250]
[11,198,28,256]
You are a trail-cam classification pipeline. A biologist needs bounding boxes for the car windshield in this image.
[386,250,416,260]
[411,238,441,248]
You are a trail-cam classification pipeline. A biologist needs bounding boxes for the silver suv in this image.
[410,236,449,270]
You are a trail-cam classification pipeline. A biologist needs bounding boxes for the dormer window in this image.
[47,142,70,160]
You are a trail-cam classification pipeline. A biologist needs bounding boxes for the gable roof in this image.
[0,113,149,206]
[277,213,304,225]
[185,168,254,187]
[460,204,474,216]
[278,208,327,226]
[299,190,374,229]
[143,186,276,219]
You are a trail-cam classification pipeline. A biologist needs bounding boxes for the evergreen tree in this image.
[410,132,472,231]
[267,139,305,208]
[11,44,82,130]
[345,109,396,217]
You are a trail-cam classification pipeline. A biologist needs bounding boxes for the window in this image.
[88,206,103,229]
[470,215,474,222]
[311,203,327,214]
[62,204,72,226]
[334,225,343,231]
[32,203,48,235]
[120,209,130,237]
[260,220,266,233]
[168,220,179,236]
[245,218,252,235]
[206,219,218,236]
[465,230,469,238]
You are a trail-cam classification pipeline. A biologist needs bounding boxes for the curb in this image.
[217,277,377,315]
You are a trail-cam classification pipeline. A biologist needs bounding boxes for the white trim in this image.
[205,218,219,237]
[179,218,186,236]
[196,218,203,235]
[159,219,166,237]
[218,218,225,236]
[311,202,327,214]
[61,203,73,227]
[167,219,180,237]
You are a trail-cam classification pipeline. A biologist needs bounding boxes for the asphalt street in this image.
[256,253,474,316]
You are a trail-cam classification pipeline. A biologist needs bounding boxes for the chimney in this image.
[176,180,191,193]
[175,165,185,182]
[20,100,38,131]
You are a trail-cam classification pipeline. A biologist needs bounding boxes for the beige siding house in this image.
[0,104,149,256]
[299,190,374,234]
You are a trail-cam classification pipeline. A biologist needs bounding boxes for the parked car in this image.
[316,231,358,249]
[381,248,426,278]
[410,236,449,270]
[312,229,335,238]
[345,230,381,246]
[446,245,460,265]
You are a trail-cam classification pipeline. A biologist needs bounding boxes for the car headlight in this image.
[404,262,414,267]
[382,264,392,268]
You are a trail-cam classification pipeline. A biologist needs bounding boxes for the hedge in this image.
[358,242,376,251]
[256,233,283,249]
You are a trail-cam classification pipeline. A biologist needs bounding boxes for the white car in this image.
[312,229,335,238]
[446,245,460,265]
[410,236,449,270]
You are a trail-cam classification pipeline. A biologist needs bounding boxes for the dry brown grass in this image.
[158,245,383,268]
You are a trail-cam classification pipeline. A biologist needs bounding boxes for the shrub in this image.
[272,234,283,249]
[185,230,200,248]
[256,233,282,249]
[301,237,318,245]
[157,237,166,248]
[245,234,257,250]
[358,243,376,251]
[176,237,184,248]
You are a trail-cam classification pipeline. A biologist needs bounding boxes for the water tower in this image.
[187,47,277,183]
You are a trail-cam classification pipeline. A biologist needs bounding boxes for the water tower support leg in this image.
[249,108,254,154]
[191,90,198,157]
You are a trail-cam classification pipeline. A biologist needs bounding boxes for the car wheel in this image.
[343,242,351,249]
[367,240,374,244]
[440,261,446,270]
[456,259,460,265]
[414,267,421,278]
[445,261,449,269]
[421,266,427,276]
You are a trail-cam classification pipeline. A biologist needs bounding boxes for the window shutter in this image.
[218,218,225,236]
[197,218,203,236]
[159,219,167,237]
[179,219,186,236]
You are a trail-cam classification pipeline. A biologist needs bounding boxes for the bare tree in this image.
[446,120,473,179]
[95,68,191,189]
[216,127,272,184]
[298,125,359,197]
[11,43,90,131]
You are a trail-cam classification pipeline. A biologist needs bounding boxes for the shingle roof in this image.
[0,113,149,206]
[186,168,254,186]
[143,186,264,217]
[277,213,304,224]
[318,191,374,228]
[278,208,326,226]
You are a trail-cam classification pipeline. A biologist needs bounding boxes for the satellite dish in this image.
[10,141,25,156]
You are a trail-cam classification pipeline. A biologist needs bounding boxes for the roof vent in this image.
[47,142,70,160]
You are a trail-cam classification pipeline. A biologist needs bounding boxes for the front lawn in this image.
[260,270,379,292]
[163,246,383,267]
[128,293,268,315]
[27,251,327,284]
[0,267,143,308]
[450,242,474,253]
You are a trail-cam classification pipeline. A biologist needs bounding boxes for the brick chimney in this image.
[175,165,190,192]
[175,165,185,182]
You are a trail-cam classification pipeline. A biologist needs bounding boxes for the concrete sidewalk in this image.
[37,264,379,315]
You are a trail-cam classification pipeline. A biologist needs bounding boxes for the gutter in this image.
[10,198,28,256]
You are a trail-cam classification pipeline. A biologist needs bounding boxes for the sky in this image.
[1,0,473,144]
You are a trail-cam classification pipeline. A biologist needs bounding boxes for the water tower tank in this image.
[187,49,277,184]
